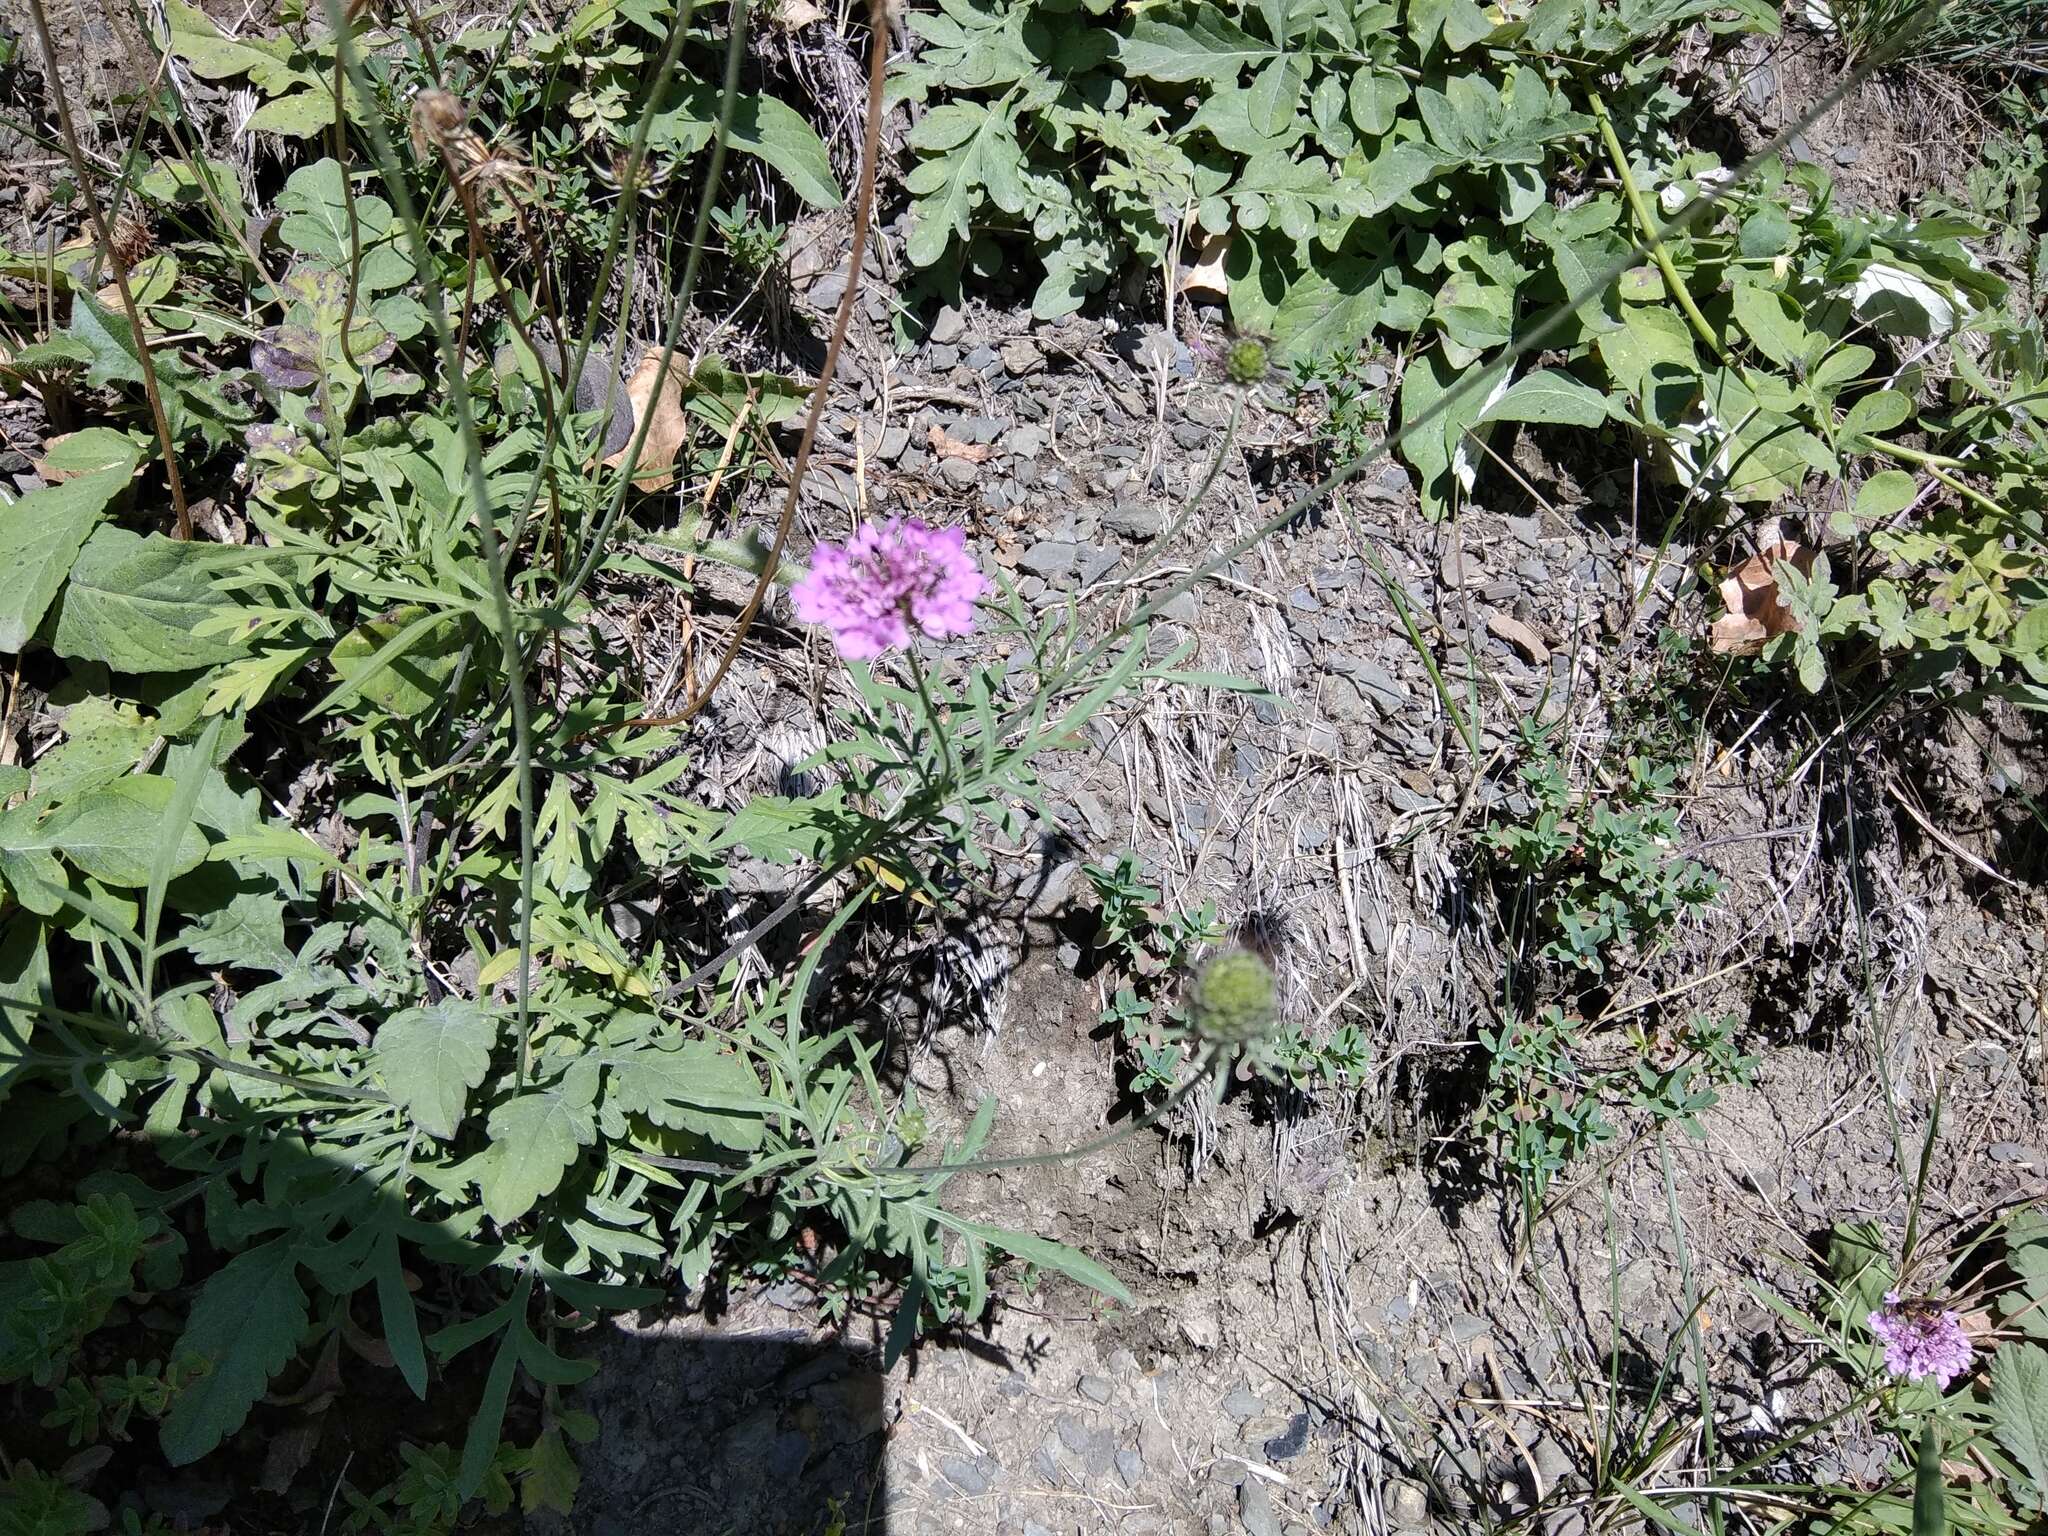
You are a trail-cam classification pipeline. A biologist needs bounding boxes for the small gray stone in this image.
[1105,501,1168,540]
[1021,541,1081,578]
[942,1456,990,1495]
[1263,1412,1310,1462]
[1388,1481,1430,1525]
[930,305,966,344]
[948,414,1004,445]
[1223,1386,1267,1421]
[1004,424,1047,458]
[1741,62,1777,109]
[1240,1477,1282,1536]
[1078,1374,1114,1404]
[928,343,960,370]
[1533,1436,1573,1486]
[1057,1414,1093,1454]
[1448,1313,1489,1345]
[1832,144,1861,166]
[1001,337,1044,376]
[873,424,910,461]
[1116,1448,1145,1487]
[965,344,1000,373]
[1161,591,1199,623]
[940,456,982,487]
[1076,544,1120,584]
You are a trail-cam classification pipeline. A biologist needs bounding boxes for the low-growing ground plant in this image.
[1,0,2042,1520]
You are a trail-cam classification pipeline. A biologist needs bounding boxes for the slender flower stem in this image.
[27,0,192,538]
[1864,438,2012,520]
[1588,84,1733,371]
[323,0,539,1083]
[905,648,956,787]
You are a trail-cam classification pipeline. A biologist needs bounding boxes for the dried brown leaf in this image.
[1486,611,1551,665]
[927,425,992,463]
[602,353,690,491]
[1709,540,1812,656]
[1178,228,1232,299]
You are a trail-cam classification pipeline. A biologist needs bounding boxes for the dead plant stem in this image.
[29,0,192,538]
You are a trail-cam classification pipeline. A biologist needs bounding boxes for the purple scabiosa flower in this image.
[1867,1292,1972,1388]
[789,516,985,660]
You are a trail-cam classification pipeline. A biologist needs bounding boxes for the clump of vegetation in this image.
[0,0,2042,1519]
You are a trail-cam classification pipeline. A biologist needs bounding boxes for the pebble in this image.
[1004,424,1047,458]
[1000,337,1043,375]
[1078,1374,1114,1404]
[1020,541,1081,578]
[1105,500,1167,540]
[940,457,981,488]
[928,343,960,370]
[929,306,966,344]
[1056,1414,1092,1455]
[1222,1386,1267,1421]
[942,1457,990,1495]
[1116,1448,1145,1487]
[1240,1477,1282,1536]
[1162,591,1199,623]
[1388,1481,1429,1525]
[944,414,1000,445]
[1448,1313,1489,1344]
[964,344,1000,374]
[873,424,910,461]
[1263,1412,1310,1462]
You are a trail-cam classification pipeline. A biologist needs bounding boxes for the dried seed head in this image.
[1188,948,1277,1046]
[108,213,154,273]
[409,90,466,158]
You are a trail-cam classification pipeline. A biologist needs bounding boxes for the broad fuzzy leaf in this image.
[276,159,414,293]
[1476,369,1611,428]
[161,1238,309,1464]
[0,463,134,651]
[52,528,251,673]
[8,777,209,889]
[477,1078,597,1224]
[1992,1342,2048,1506]
[374,1002,497,1140]
[608,1042,770,1150]
[1117,12,1272,81]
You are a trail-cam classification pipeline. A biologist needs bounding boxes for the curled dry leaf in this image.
[1709,539,1813,655]
[603,352,690,491]
[927,425,992,463]
[1487,611,1551,666]
[1178,228,1232,299]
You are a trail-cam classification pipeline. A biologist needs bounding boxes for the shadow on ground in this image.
[565,1315,886,1535]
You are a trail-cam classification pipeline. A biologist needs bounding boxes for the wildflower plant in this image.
[1868,1293,1974,1389]
[789,516,987,660]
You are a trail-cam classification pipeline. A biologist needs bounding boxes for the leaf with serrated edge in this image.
[374,1002,496,1140]
[1992,1342,2048,1503]
[161,1238,308,1464]
[477,1080,596,1224]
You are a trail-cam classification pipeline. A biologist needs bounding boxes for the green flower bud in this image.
[1189,948,1277,1044]
[1224,338,1270,387]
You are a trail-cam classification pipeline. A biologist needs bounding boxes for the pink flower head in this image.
[789,516,985,660]
[1867,1292,1972,1389]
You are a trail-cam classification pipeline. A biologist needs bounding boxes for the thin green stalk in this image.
[1587,84,1733,371]
[322,0,539,1083]
[1865,438,2015,520]
[554,0,750,591]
